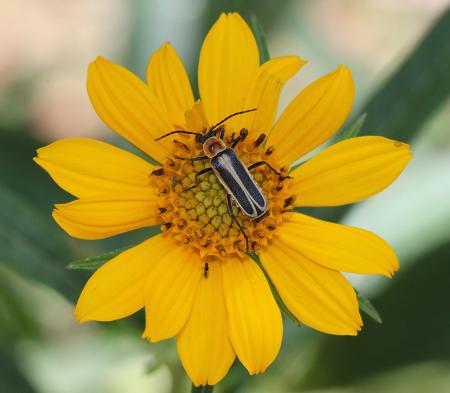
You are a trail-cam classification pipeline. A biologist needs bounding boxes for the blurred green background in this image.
[1,1,450,392]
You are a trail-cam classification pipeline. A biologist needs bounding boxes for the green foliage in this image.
[192,385,214,393]
[356,290,383,324]
[0,130,161,301]
[67,246,132,270]
[360,8,450,141]
[303,8,450,224]
[298,240,450,390]
[335,113,367,142]
[0,268,39,344]
[250,16,271,63]
[0,183,83,301]
[0,269,40,393]
[1,5,449,393]
[0,349,37,393]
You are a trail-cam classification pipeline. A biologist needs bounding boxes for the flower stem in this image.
[191,384,213,393]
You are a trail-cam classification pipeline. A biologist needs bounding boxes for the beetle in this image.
[203,262,209,278]
[155,109,288,252]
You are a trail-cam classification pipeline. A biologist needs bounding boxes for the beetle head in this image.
[196,127,222,144]
[203,136,226,158]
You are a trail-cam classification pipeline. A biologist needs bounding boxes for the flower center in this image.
[151,131,296,260]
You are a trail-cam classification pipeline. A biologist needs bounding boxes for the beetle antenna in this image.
[155,130,200,141]
[209,108,257,132]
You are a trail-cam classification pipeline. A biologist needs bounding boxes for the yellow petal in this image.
[87,56,175,163]
[53,192,161,240]
[235,56,306,138]
[277,213,399,277]
[75,235,174,322]
[290,136,412,206]
[221,256,282,374]
[177,262,235,387]
[34,138,155,199]
[268,65,354,165]
[184,100,209,132]
[198,13,259,129]
[260,239,362,335]
[143,247,202,342]
[147,42,194,114]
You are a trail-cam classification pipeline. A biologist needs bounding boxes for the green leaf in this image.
[356,290,382,323]
[0,348,37,393]
[192,384,214,393]
[360,8,450,141]
[67,246,132,270]
[250,16,271,63]
[335,113,367,142]
[0,184,83,300]
[0,267,40,343]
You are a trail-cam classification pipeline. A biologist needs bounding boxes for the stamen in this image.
[166,158,176,167]
[173,140,189,151]
[253,133,266,147]
[161,222,173,231]
[265,146,274,156]
[284,195,297,208]
[239,128,248,141]
[151,168,164,176]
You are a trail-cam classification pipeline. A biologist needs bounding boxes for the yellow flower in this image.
[34,13,411,387]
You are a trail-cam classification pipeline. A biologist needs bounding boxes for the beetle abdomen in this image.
[211,148,267,218]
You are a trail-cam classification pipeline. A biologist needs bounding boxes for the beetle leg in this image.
[155,130,199,141]
[248,161,292,180]
[226,194,249,252]
[174,155,209,162]
[182,167,213,192]
[231,128,249,148]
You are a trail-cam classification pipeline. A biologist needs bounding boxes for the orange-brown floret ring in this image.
[150,130,296,260]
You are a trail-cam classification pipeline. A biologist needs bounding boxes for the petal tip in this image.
[160,41,174,53]
[51,206,62,218]
[394,140,413,159]
[217,12,228,22]
[287,55,308,70]
[344,320,363,336]
[89,56,108,72]
[142,325,166,343]
[335,64,354,86]
[245,362,272,376]
[73,307,89,324]
[298,56,308,66]
[336,63,350,73]
[32,155,42,166]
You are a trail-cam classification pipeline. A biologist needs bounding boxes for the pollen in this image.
[151,131,295,260]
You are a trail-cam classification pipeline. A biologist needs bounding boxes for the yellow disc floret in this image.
[150,130,296,260]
